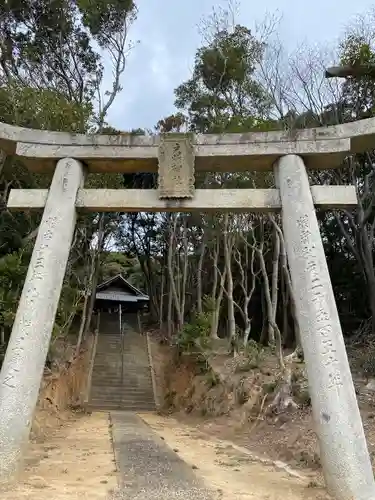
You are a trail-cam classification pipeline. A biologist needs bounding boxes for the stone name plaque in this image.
[158,134,195,199]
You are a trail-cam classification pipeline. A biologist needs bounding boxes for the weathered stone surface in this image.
[14,137,350,173]
[158,134,195,198]
[0,118,371,173]
[7,185,358,212]
[276,154,375,500]
[0,158,85,483]
[109,412,214,499]
[0,116,375,172]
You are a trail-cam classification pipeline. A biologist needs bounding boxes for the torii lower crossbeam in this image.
[7,186,357,212]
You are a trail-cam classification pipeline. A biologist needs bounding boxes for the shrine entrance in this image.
[0,119,375,499]
[93,274,149,335]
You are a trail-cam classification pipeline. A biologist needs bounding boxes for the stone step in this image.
[92,374,151,379]
[93,364,151,368]
[89,399,155,407]
[92,366,151,371]
[95,353,148,356]
[92,373,152,379]
[91,387,154,394]
[92,373,152,378]
[90,388,153,395]
[91,386,154,393]
[91,372,152,378]
[92,363,151,368]
[94,361,150,365]
[90,397,155,405]
[91,383,153,389]
[96,354,149,358]
[90,386,153,393]
[92,377,152,383]
[98,336,146,340]
[91,376,153,384]
[90,390,154,397]
[91,394,153,401]
[91,385,153,392]
[95,350,148,356]
[91,373,152,380]
[92,384,153,390]
[93,366,151,370]
[91,378,153,384]
[88,404,156,412]
[93,359,150,365]
[94,350,122,355]
[98,334,146,340]
[90,405,156,411]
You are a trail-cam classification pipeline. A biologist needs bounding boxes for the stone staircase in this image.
[88,322,155,411]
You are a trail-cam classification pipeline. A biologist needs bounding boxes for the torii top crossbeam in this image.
[0,117,375,173]
[1,118,374,212]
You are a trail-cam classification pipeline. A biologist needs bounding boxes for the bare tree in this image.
[234,219,259,346]
[223,213,237,340]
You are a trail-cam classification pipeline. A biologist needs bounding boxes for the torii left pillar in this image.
[0,158,85,483]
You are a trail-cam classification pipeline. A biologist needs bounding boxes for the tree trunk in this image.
[75,279,89,355]
[269,216,301,348]
[168,215,183,330]
[83,214,105,339]
[256,240,283,367]
[259,287,268,344]
[223,214,236,339]
[167,277,173,339]
[270,228,280,341]
[212,267,226,339]
[197,240,206,314]
[159,271,165,332]
[180,218,189,321]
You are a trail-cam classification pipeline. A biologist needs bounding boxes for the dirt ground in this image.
[149,338,375,477]
[140,412,330,500]
[0,408,331,500]
[1,412,117,500]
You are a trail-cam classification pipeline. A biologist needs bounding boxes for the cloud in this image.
[148,42,175,92]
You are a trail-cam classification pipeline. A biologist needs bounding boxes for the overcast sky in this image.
[105,0,375,131]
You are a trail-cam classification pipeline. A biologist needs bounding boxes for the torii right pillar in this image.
[276,154,375,500]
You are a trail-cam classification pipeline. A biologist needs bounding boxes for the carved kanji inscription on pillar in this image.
[158,134,195,199]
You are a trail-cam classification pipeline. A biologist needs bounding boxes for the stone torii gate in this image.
[0,120,374,500]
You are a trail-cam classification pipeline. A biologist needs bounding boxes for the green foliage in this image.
[0,84,92,132]
[174,24,271,133]
[0,1,103,102]
[176,311,212,354]
[240,339,266,368]
[0,250,28,332]
[339,33,375,121]
[53,281,81,340]
[78,0,136,46]
[100,252,145,289]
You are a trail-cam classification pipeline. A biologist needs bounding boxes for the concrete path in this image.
[109,412,215,500]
